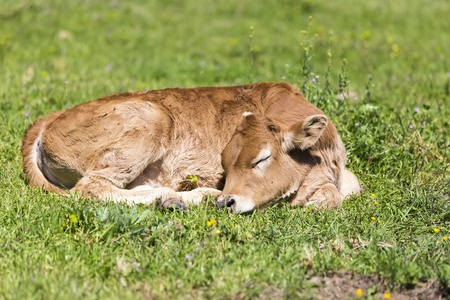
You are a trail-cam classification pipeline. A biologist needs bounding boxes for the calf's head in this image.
[217,112,328,213]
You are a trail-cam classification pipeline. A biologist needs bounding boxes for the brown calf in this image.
[21,82,360,213]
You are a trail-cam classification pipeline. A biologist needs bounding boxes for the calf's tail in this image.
[21,111,66,193]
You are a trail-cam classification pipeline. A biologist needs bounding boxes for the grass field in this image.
[0,0,449,299]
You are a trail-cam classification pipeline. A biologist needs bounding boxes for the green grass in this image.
[0,0,449,298]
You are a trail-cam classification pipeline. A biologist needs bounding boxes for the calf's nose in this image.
[216,195,235,209]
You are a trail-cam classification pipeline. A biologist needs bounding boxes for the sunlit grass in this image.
[0,0,449,298]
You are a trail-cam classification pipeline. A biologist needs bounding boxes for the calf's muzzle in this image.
[216,195,236,211]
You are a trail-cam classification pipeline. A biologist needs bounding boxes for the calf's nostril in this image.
[226,196,235,208]
[216,195,235,210]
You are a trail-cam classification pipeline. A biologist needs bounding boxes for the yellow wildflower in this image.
[383,292,391,299]
[356,289,362,297]
[434,228,440,233]
[70,214,78,223]
[392,44,399,54]
[207,219,216,227]
[328,52,332,58]
[371,193,376,197]
[443,236,448,241]
[371,217,376,220]
[375,201,379,205]
[187,175,198,183]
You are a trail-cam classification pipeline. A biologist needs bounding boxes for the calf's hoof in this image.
[161,198,188,211]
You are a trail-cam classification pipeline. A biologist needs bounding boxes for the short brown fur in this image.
[21,82,360,212]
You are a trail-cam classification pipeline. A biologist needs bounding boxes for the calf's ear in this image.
[284,115,328,151]
[236,112,256,132]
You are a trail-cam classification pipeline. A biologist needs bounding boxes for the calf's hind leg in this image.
[339,169,361,199]
[304,183,343,209]
[303,169,360,209]
[66,102,189,209]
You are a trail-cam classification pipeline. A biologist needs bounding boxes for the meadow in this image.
[0,0,449,298]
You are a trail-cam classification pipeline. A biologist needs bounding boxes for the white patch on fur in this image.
[230,195,256,214]
[242,111,253,117]
[32,131,68,187]
[251,146,271,174]
[339,169,361,199]
[279,184,298,201]
[31,132,42,170]
[178,188,221,205]
[282,132,294,152]
[131,185,154,192]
